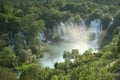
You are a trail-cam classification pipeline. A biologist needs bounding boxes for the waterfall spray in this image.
[39,19,102,68]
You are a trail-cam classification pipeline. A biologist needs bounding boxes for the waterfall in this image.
[39,31,46,43]
[89,19,102,49]
[39,19,102,68]
[51,21,88,43]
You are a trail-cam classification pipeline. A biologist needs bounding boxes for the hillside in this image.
[0,0,120,80]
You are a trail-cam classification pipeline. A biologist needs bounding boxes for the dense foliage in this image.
[0,0,120,80]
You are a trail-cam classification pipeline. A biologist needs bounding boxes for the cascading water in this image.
[89,19,102,50]
[39,19,102,68]
[39,31,46,43]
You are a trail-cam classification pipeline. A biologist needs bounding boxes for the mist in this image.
[39,19,102,68]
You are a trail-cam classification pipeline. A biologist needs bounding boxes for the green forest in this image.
[0,0,120,80]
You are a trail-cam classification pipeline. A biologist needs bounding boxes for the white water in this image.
[39,31,46,44]
[89,19,102,49]
[39,19,102,68]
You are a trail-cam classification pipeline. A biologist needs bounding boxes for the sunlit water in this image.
[39,19,102,68]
